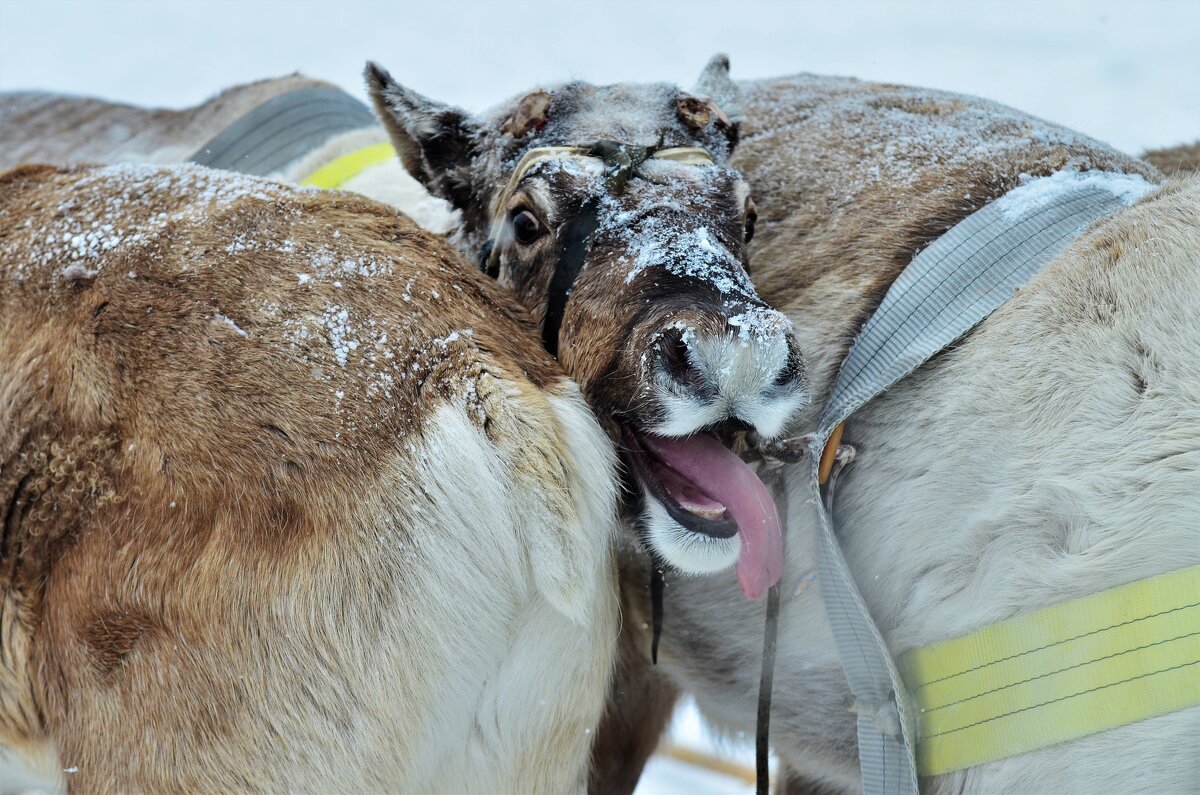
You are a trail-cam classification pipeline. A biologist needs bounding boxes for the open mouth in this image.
[621,425,784,599]
[623,427,739,539]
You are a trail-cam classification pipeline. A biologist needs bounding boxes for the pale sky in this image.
[1,0,1197,154]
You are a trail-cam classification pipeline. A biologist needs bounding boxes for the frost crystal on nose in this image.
[616,214,756,297]
[727,306,794,345]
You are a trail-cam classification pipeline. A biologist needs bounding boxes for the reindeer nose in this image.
[650,311,809,438]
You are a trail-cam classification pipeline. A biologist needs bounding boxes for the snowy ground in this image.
[638,700,764,794]
[1,1,1196,792]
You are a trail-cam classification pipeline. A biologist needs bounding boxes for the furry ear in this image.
[676,96,712,130]
[364,61,482,210]
[501,90,552,138]
[692,53,744,125]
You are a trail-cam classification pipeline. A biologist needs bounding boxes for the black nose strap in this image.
[541,197,600,355]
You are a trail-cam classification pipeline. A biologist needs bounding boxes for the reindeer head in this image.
[365,55,808,598]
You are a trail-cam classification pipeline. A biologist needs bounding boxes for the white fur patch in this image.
[0,743,64,795]
[642,495,741,574]
[367,396,618,793]
[343,159,457,234]
[538,384,622,623]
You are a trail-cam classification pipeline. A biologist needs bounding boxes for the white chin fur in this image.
[642,496,741,574]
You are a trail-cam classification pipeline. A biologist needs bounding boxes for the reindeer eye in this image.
[511,210,544,245]
[744,207,758,244]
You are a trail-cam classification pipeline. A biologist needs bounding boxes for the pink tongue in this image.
[640,433,783,599]
[655,465,727,514]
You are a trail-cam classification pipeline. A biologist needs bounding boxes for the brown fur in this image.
[734,73,1158,423]
[1141,140,1200,175]
[0,163,615,792]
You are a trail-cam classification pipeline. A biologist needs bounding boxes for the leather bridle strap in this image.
[542,194,601,355]
[755,555,783,794]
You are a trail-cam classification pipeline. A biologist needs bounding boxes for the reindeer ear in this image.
[364,62,482,211]
[501,90,552,138]
[692,52,744,127]
[676,96,712,130]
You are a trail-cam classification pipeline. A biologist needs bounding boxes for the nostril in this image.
[773,336,806,389]
[658,327,711,395]
[712,417,753,435]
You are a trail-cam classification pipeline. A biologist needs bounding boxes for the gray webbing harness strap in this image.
[805,172,1156,793]
[189,87,377,176]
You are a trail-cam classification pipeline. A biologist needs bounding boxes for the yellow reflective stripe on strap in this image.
[300,142,396,189]
[899,564,1200,776]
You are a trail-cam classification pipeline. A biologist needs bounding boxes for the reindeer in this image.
[361,61,812,598]
[0,162,620,794]
[12,62,1194,793]
[4,66,821,790]
[1,62,812,606]
[596,60,1200,794]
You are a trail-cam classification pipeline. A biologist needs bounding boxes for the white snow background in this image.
[1,1,1196,793]
[1,0,1197,154]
